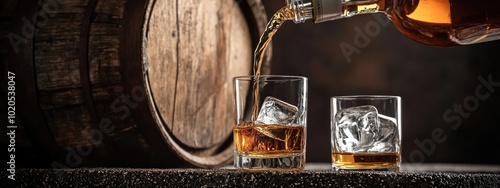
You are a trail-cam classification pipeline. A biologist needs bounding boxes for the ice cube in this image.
[256,96,298,125]
[334,105,379,152]
[368,114,398,152]
[254,126,285,142]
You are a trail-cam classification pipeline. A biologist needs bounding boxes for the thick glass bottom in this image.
[333,164,400,171]
[332,152,400,171]
[234,153,305,171]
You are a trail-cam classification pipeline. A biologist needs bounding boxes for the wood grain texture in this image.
[147,0,252,150]
[2,0,269,168]
[34,0,115,166]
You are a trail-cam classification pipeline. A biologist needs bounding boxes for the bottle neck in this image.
[287,0,388,23]
[286,0,314,23]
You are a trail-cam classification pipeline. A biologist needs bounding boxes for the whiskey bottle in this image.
[286,0,500,46]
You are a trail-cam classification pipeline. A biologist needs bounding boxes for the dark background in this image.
[262,1,500,164]
[2,0,499,168]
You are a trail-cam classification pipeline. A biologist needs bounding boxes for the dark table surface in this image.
[4,163,500,187]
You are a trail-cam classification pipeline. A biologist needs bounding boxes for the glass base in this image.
[234,153,305,171]
[333,164,400,172]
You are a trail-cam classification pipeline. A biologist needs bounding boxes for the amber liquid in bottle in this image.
[321,0,500,46]
[374,0,500,46]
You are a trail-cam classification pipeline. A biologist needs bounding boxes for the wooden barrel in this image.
[0,0,272,168]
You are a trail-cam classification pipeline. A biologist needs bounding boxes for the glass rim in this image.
[233,75,307,81]
[331,95,401,100]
